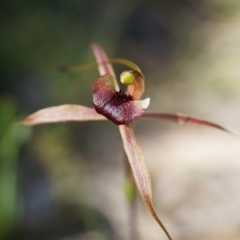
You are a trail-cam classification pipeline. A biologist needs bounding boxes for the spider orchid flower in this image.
[19,43,233,240]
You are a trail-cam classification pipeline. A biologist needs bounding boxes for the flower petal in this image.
[93,75,150,125]
[91,43,119,90]
[119,123,172,240]
[18,105,106,126]
[138,112,235,135]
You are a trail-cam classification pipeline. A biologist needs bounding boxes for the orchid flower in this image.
[19,43,233,240]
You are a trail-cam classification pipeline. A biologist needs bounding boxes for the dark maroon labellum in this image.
[92,74,147,125]
[111,90,133,106]
[93,89,135,125]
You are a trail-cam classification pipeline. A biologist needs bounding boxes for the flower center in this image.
[111,90,133,106]
[92,74,149,125]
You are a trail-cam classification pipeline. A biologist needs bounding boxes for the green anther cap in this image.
[120,71,136,85]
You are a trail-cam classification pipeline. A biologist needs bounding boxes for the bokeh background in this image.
[1,1,240,240]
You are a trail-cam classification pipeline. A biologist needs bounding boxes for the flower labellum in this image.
[93,74,150,125]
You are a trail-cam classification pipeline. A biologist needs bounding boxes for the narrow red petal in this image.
[139,112,235,135]
[91,44,116,73]
[18,105,106,126]
[119,123,172,240]
[91,43,119,91]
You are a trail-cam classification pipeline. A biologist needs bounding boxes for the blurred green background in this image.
[1,1,240,240]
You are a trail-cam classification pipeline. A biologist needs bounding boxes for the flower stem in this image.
[124,151,138,240]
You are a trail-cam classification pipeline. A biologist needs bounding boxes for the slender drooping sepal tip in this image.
[119,124,172,240]
[138,112,238,138]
